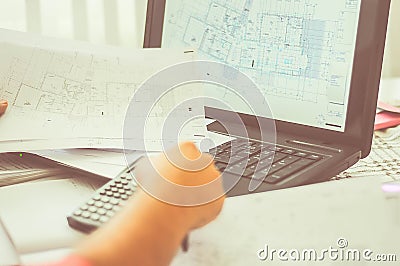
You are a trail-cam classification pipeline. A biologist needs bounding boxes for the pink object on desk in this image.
[377,101,400,113]
[375,101,400,131]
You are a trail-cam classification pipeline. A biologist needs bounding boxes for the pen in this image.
[181,234,189,252]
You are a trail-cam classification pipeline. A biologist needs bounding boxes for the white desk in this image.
[171,177,399,266]
[1,176,398,265]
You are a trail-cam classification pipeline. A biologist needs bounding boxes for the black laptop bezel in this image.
[143,0,391,158]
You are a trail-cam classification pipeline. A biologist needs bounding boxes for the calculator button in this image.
[121,180,129,185]
[113,193,121,198]
[114,179,122,184]
[106,191,113,197]
[100,216,109,223]
[90,213,100,221]
[87,200,95,206]
[101,196,110,203]
[120,175,127,179]
[93,195,101,201]
[97,208,107,215]
[106,210,115,217]
[95,201,104,208]
[126,176,133,181]
[88,206,97,213]
[99,190,107,196]
[126,191,133,196]
[116,184,123,189]
[121,195,128,200]
[73,210,83,216]
[80,205,89,211]
[118,189,125,194]
[104,203,113,210]
[110,198,120,205]
[82,211,91,219]
[111,187,118,192]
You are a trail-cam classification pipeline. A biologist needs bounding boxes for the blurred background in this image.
[0,0,398,77]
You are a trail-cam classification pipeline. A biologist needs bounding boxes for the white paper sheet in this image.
[0,178,101,255]
[0,29,206,151]
[32,149,145,179]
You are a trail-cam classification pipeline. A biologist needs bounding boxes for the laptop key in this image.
[209,146,227,156]
[225,160,250,175]
[265,158,315,184]
[281,149,295,155]
[242,164,260,177]
[214,152,231,164]
[294,152,308,158]
[238,144,261,156]
[214,162,227,171]
[272,153,287,163]
[219,142,233,150]
[249,167,272,181]
[307,154,323,160]
[268,146,283,152]
[237,148,260,157]
[256,155,275,168]
[214,148,247,164]
[268,156,299,174]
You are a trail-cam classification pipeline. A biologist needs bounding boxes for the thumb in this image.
[0,100,8,115]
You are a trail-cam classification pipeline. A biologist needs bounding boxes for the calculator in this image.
[67,158,190,251]
[67,162,139,233]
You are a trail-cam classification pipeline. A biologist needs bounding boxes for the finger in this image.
[163,142,215,173]
[0,100,8,115]
[133,143,225,206]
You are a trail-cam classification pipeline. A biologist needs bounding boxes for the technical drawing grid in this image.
[162,0,361,131]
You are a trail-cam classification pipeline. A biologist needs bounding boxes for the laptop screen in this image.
[160,0,362,133]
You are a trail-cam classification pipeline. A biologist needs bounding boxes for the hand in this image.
[75,142,225,266]
[134,142,225,232]
[0,100,7,115]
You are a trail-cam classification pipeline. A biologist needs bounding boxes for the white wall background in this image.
[0,0,399,77]
[0,0,147,47]
[383,0,400,78]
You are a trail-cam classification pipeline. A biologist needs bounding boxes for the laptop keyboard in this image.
[210,139,324,184]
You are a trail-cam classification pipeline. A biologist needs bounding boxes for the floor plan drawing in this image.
[0,43,204,151]
[163,0,361,131]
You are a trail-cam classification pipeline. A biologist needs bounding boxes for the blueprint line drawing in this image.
[0,43,205,151]
[1,47,136,118]
[162,0,361,131]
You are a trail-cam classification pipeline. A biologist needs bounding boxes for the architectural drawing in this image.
[163,0,361,131]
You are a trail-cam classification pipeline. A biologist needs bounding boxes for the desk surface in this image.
[172,177,399,266]
[1,175,398,265]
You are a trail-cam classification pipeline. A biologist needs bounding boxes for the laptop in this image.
[143,0,391,196]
